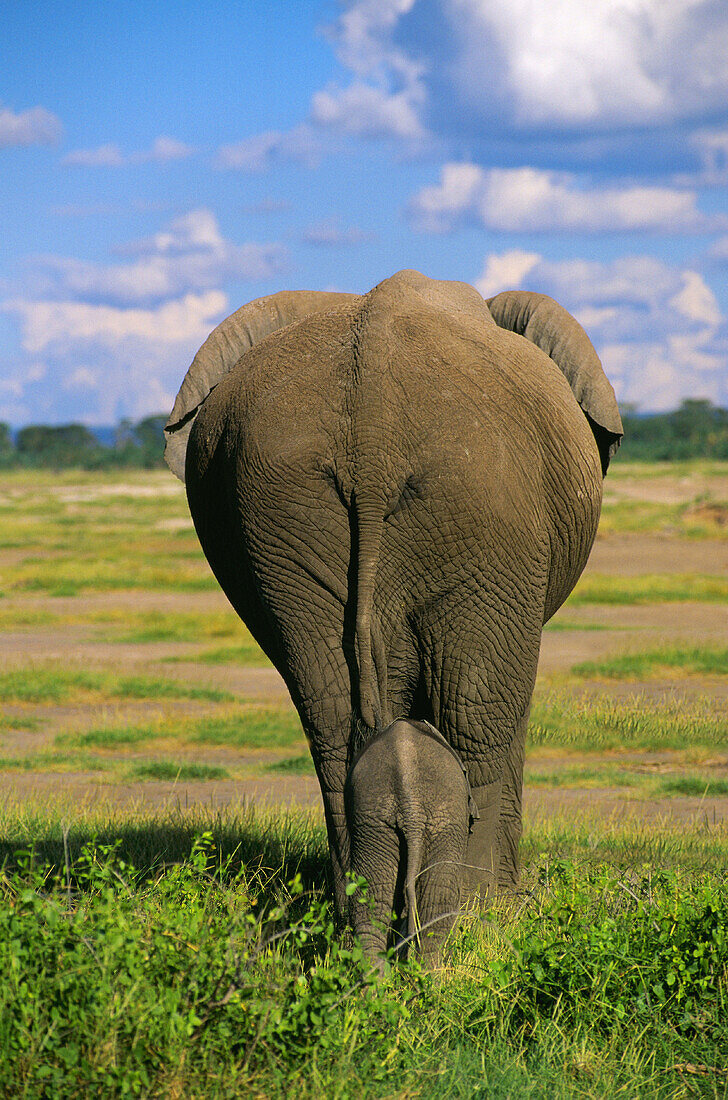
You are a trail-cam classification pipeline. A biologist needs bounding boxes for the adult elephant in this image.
[165,269,622,950]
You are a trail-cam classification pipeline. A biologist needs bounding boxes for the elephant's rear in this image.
[185,276,604,750]
[174,268,620,916]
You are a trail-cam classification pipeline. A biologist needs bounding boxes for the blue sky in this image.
[2,0,728,426]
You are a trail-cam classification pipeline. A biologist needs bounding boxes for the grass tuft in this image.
[658,775,728,797]
[529,691,727,752]
[191,709,305,750]
[0,666,234,704]
[568,573,728,605]
[186,643,272,667]
[572,644,728,680]
[129,761,230,782]
[266,754,316,776]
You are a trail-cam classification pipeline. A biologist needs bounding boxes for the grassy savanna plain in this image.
[0,462,727,1096]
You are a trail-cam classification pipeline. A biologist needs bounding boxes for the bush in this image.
[1,838,726,1095]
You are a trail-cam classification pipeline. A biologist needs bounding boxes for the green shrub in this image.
[1,830,726,1095]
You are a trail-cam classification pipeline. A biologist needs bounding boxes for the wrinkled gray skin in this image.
[165,269,622,961]
[345,718,473,964]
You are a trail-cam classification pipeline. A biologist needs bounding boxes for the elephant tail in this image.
[353,489,387,732]
[404,828,423,946]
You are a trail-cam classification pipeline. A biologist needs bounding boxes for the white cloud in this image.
[63,143,124,167]
[122,209,225,255]
[311,80,426,141]
[3,291,228,353]
[63,136,194,167]
[476,248,541,296]
[0,292,229,424]
[709,236,728,263]
[0,102,62,148]
[133,136,195,163]
[26,210,288,305]
[216,124,321,171]
[301,217,374,247]
[674,127,728,187]
[323,0,420,79]
[1,207,291,424]
[300,1,728,174]
[475,249,728,410]
[340,0,728,130]
[210,2,728,174]
[442,0,728,129]
[64,367,98,390]
[408,164,719,234]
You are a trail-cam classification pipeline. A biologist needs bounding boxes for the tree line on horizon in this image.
[0,401,727,469]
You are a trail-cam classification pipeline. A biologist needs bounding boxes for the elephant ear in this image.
[164,289,360,481]
[487,291,623,473]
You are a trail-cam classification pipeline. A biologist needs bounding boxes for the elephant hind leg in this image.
[496,706,529,891]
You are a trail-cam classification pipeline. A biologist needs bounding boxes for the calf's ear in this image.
[487,290,623,473]
[164,289,360,481]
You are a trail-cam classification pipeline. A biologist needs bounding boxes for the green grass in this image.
[658,775,728,798]
[599,498,728,538]
[572,644,728,680]
[568,572,728,605]
[0,607,62,629]
[0,752,110,773]
[542,618,610,632]
[526,764,646,790]
[0,805,725,1096]
[0,666,234,704]
[129,761,230,782]
[266,754,316,775]
[191,708,305,750]
[54,706,306,755]
[529,691,728,752]
[0,710,41,732]
[186,642,272,667]
[58,725,161,749]
[7,558,217,595]
[102,609,249,643]
[527,764,728,798]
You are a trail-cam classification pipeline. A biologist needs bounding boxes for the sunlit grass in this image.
[6,557,216,595]
[527,763,728,798]
[0,666,234,704]
[191,709,305,750]
[58,725,160,749]
[0,751,111,773]
[0,607,63,630]
[527,764,646,790]
[181,642,271,667]
[129,761,230,782]
[572,644,728,680]
[103,610,246,644]
[0,710,42,732]
[599,499,728,538]
[0,795,725,1096]
[519,811,728,872]
[266,754,316,775]
[55,705,306,754]
[658,775,728,798]
[567,572,728,604]
[529,691,727,752]
[542,618,611,632]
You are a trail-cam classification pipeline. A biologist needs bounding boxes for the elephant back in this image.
[164,289,360,481]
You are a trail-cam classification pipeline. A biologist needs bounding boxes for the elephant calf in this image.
[345,719,478,965]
